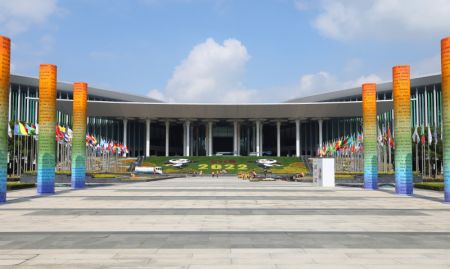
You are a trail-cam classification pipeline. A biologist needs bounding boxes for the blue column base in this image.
[0,192,5,203]
[71,166,86,189]
[37,184,55,194]
[364,173,378,190]
[444,192,450,203]
[71,179,85,189]
[364,182,378,190]
[395,185,413,196]
[37,167,55,194]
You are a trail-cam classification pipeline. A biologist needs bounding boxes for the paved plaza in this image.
[1,177,450,268]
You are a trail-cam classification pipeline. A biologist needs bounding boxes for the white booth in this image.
[313,158,335,187]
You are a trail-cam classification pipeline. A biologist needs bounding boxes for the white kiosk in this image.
[313,158,335,187]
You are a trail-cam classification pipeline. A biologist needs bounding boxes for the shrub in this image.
[91,173,118,179]
[7,182,35,190]
[414,182,444,191]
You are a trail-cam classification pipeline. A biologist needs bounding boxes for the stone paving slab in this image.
[2,231,450,249]
[1,177,450,268]
[22,208,429,216]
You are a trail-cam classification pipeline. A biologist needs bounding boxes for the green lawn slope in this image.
[142,156,308,175]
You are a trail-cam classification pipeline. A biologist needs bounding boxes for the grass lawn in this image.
[7,182,35,191]
[143,156,308,175]
[414,182,444,191]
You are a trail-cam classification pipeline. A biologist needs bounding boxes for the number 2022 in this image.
[197,164,248,170]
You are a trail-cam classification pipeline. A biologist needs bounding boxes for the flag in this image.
[358,132,364,142]
[382,125,387,145]
[387,126,394,149]
[67,128,73,141]
[420,125,425,145]
[412,126,419,144]
[56,125,64,141]
[378,125,383,146]
[434,127,438,145]
[428,126,433,146]
[27,123,36,136]
[8,123,12,138]
[59,125,66,134]
[15,122,28,136]
[347,136,354,147]
[335,139,341,151]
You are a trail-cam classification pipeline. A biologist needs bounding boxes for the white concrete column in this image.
[123,119,128,157]
[233,121,238,156]
[145,119,151,157]
[182,123,186,156]
[8,88,11,122]
[237,123,241,156]
[276,121,281,157]
[318,119,323,151]
[260,122,264,156]
[295,119,300,157]
[186,120,190,157]
[208,121,213,156]
[205,122,209,156]
[256,120,261,156]
[165,121,170,157]
[17,87,21,121]
[26,88,30,123]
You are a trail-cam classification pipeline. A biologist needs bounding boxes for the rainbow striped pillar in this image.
[362,83,378,189]
[37,64,57,194]
[393,65,413,195]
[442,37,450,202]
[0,36,10,203]
[71,82,88,189]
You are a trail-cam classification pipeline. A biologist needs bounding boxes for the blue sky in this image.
[3,0,450,102]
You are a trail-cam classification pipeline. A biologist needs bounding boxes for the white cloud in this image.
[150,38,257,103]
[311,0,450,41]
[294,0,309,11]
[147,89,165,101]
[0,0,60,36]
[297,71,382,97]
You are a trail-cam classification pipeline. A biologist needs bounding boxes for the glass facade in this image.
[6,77,443,177]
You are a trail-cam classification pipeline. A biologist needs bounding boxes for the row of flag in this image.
[86,136,129,155]
[318,132,364,157]
[319,124,441,157]
[9,122,128,154]
[10,122,37,137]
[377,125,395,149]
[412,125,439,146]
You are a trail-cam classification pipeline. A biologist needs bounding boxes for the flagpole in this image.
[421,91,424,176]
[19,134,22,176]
[427,91,431,178]
[425,88,428,177]
[415,89,419,173]
[383,122,386,173]
[12,130,15,176]
[434,85,437,178]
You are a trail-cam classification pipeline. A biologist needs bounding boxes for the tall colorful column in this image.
[362,83,378,189]
[393,65,413,195]
[71,82,88,189]
[0,36,11,203]
[441,37,450,202]
[37,64,57,194]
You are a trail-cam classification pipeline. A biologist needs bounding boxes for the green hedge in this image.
[7,176,20,182]
[414,182,444,191]
[7,182,35,191]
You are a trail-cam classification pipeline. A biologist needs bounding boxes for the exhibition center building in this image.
[8,73,441,158]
